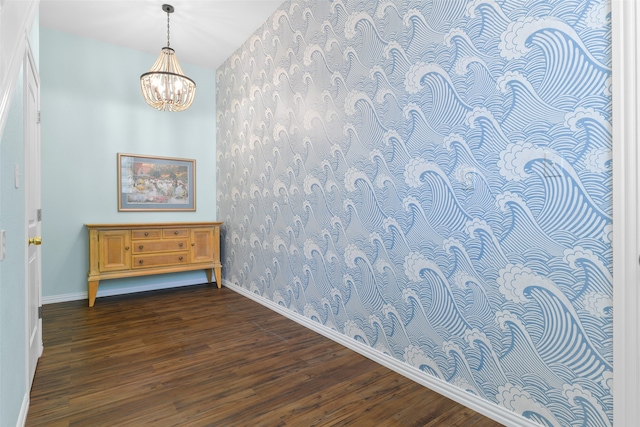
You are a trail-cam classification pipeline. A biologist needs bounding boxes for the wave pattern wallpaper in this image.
[216,0,612,425]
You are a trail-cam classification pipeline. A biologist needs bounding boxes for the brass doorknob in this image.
[28,236,42,245]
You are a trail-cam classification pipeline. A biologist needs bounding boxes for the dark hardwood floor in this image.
[27,284,504,426]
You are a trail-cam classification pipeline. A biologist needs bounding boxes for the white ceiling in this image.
[39,0,285,70]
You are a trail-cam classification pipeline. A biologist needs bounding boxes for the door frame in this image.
[0,0,37,139]
[612,0,639,424]
[23,37,42,388]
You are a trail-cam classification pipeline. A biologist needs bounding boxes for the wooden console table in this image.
[86,222,222,307]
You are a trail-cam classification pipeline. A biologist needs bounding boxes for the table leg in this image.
[88,280,99,307]
[214,267,222,289]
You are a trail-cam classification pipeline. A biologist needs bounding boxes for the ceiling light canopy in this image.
[140,4,196,112]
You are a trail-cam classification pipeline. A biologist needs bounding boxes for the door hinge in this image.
[38,306,42,319]
[37,111,41,124]
[37,208,42,221]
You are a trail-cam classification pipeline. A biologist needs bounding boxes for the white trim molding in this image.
[0,0,38,138]
[42,278,211,305]
[612,1,640,425]
[41,292,87,305]
[16,392,28,427]
[224,280,539,427]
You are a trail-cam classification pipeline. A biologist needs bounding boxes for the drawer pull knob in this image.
[139,245,144,250]
[191,243,195,246]
[144,232,149,236]
[179,256,184,261]
[174,231,179,235]
[179,243,183,247]
[139,260,144,264]
[125,246,129,251]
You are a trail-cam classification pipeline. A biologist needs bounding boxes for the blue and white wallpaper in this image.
[216,0,612,425]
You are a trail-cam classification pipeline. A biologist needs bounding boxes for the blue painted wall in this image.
[40,28,217,300]
[216,0,612,425]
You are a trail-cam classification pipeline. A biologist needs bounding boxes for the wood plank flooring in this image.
[27,284,504,427]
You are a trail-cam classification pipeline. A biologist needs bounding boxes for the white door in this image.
[24,43,42,386]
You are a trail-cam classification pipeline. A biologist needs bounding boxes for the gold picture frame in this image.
[117,153,196,211]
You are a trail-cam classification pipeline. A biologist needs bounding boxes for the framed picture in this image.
[117,153,196,211]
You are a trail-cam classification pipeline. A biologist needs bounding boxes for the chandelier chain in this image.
[167,10,170,47]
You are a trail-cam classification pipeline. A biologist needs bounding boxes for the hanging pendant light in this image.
[140,4,196,112]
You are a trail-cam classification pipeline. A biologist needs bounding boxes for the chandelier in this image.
[140,4,196,112]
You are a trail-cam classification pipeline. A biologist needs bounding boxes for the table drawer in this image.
[132,229,162,240]
[132,240,188,254]
[132,252,189,269]
[163,228,189,239]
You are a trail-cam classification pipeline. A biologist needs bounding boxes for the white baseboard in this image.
[42,291,86,304]
[16,392,28,427]
[42,278,209,305]
[224,280,538,427]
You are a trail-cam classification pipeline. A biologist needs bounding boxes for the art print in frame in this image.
[118,153,196,211]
